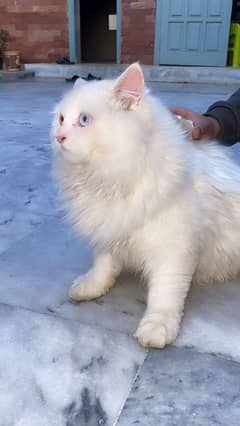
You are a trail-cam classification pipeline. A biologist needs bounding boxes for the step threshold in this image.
[25,63,240,85]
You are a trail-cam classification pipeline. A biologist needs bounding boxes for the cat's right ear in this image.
[112,63,144,111]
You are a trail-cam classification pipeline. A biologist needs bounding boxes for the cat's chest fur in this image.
[57,161,199,273]
[58,163,164,257]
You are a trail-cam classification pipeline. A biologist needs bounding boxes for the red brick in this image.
[130,0,155,9]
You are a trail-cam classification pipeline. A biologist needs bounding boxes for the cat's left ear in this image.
[74,78,87,88]
[112,63,144,111]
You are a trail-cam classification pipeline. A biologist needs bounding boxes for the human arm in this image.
[204,88,240,145]
[171,88,240,145]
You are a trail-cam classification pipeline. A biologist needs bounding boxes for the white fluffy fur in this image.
[51,64,240,348]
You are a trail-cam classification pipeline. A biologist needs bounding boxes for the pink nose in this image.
[56,133,67,144]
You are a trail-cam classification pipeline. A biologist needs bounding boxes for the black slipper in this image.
[65,75,80,82]
[56,57,75,65]
[82,73,102,81]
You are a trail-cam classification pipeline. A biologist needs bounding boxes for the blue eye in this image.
[79,113,92,127]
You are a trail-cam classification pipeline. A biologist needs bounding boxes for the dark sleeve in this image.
[204,88,240,145]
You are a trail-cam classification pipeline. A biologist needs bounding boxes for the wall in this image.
[0,0,157,64]
[121,0,156,65]
[0,0,69,63]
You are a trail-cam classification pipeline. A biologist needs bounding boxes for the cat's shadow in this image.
[98,271,147,306]
[102,272,240,330]
[68,264,240,340]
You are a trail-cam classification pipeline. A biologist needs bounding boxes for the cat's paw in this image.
[134,312,180,349]
[69,274,111,302]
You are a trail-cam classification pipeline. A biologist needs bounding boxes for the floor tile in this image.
[0,218,145,334]
[117,347,240,426]
[0,304,145,426]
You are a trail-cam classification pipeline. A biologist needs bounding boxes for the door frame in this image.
[153,0,162,65]
[67,0,81,63]
[67,0,121,63]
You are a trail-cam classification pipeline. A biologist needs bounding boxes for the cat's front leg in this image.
[70,252,121,301]
[135,263,194,349]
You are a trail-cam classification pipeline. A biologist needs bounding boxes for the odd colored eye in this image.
[79,113,92,127]
[59,114,64,125]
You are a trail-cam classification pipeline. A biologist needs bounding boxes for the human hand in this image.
[171,107,220,140]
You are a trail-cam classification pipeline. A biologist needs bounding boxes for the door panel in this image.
[155,0,233,66]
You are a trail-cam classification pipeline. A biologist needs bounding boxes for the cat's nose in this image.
[56,133,67,144]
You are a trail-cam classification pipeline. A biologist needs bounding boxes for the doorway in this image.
[80,0,116,62]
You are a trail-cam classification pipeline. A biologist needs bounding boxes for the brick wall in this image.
[0,0,69,63]
[0,0,157,64]
[121,0,156,65]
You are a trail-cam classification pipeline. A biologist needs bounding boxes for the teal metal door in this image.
[154,0,233,66]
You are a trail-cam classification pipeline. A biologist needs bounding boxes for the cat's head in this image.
[51,63,151,181]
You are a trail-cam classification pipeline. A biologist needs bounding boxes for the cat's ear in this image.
[74,78,87,88]
[112,63,144,110]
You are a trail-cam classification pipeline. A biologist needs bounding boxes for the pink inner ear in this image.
[114,64,144,95]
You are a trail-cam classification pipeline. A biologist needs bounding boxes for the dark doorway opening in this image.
[80,0,116,63]
[231,0,240,22]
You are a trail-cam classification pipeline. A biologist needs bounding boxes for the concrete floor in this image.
[0,78,240,426]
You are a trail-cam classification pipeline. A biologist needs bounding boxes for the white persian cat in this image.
[51,63,240,349]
